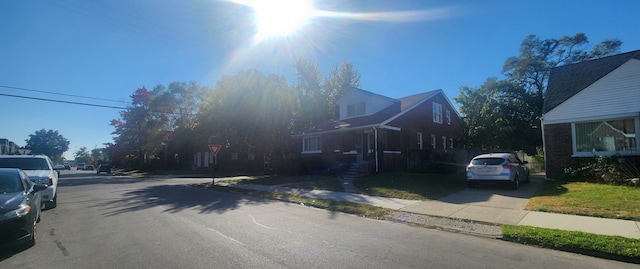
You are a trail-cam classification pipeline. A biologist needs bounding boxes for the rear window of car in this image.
[471,158,506,165]
[0,158,50,170]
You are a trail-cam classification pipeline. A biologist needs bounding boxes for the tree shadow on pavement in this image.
[91,184,278,217]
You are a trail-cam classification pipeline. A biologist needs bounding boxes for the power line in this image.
[0,92,196,116]
[0,85,128,104]
[0,93,127,109]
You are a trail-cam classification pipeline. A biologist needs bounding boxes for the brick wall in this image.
[544,123,573,179]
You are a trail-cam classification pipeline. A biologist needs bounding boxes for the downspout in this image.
[540,116,548,180]
[374,126,379,173]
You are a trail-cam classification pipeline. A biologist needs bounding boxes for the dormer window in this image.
[347,102,366,117]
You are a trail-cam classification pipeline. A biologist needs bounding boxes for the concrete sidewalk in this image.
[214,178,640,239]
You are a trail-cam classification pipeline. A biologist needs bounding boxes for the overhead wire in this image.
[0,87,196,116]
[0,85,128,105]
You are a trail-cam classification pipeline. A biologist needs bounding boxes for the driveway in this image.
[400,174,545,225]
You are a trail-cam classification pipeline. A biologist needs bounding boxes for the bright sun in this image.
[242,0,316,42]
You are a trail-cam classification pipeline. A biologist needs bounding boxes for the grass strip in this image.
[503,225,640,263]
[206,184,393,219]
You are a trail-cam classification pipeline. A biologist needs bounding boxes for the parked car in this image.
[465,153,529,189]
[76,163,86,170]
[64,164,71,170]
[97,164,111,174]
[0,168,48,247]
[0,155,59,209]
[85,165,95,170]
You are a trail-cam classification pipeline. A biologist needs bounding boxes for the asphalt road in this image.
[0,170,636,269]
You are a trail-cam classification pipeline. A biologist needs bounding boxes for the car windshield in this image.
[0,172,24,193]
[0,158,50,170]
[471,158,506,165]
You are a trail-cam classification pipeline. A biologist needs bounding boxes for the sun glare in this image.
[240,0,316,42]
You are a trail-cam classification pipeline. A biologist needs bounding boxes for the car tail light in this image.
[502,163,512,169]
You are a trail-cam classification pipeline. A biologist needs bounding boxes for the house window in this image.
[433,103,442,124]
[231,152,238,160]
[442,136,447,150]
[347,102,366,117]
[417,132,423,150]
[431,134,436,149]
[248,152,255,161]
[303,136,322,153]
[449,138,454,149]
[573,117,638,156]
[446,110,451,125]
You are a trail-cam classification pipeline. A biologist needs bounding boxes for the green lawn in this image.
[525,180,640,221]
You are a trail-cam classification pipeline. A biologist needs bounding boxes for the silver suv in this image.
[0,155,59,208]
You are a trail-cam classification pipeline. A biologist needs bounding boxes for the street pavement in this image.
[212,174,640,239]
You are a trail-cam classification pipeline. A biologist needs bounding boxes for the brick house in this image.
[542,50,640,179]
[294,88,465,174]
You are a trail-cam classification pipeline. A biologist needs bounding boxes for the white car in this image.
[466,153,529,189]
[0,155,59,208]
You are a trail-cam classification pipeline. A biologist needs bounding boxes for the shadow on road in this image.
[92,184,277,217]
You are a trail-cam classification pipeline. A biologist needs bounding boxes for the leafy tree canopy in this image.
[24,129,69,163]
[502,33,622,110]
[456,33,622,153]
[74,146,92,164]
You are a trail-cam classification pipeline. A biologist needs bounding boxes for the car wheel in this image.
[511,178,519,190]
[47,194,57,209]
[25,214,37,247]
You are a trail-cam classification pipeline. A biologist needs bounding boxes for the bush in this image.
[564,155,640,186]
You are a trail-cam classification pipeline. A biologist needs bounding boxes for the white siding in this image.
[544,59,640,124]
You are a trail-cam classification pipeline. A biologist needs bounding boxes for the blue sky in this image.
[1,0,639,160]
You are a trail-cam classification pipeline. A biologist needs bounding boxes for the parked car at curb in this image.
[465,153,529,189]
[85,165,94,171]
[97,164,111,174]
[0,168,48,247]
[76,163,86,170]
[0,155,59,209]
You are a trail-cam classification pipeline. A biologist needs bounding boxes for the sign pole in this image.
[208,144,221,187]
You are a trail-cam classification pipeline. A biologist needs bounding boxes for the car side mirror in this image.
[32,184,48,193]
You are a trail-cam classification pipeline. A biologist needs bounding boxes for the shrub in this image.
[564,155,640,186]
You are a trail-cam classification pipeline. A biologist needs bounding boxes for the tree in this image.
[502,33,622,112]
[151,82,205,168]
[323,61,361,118]
[292,57,325,132]
[455,78,539,152]
[74,146,92,164]
[24,129,70,163]
[456,33,623,153]
[91,148,108,163]
[195,69,299,167]
[110,87,167,168]
[292,58,361,132]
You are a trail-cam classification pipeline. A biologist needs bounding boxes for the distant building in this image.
[0,138,21,155]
